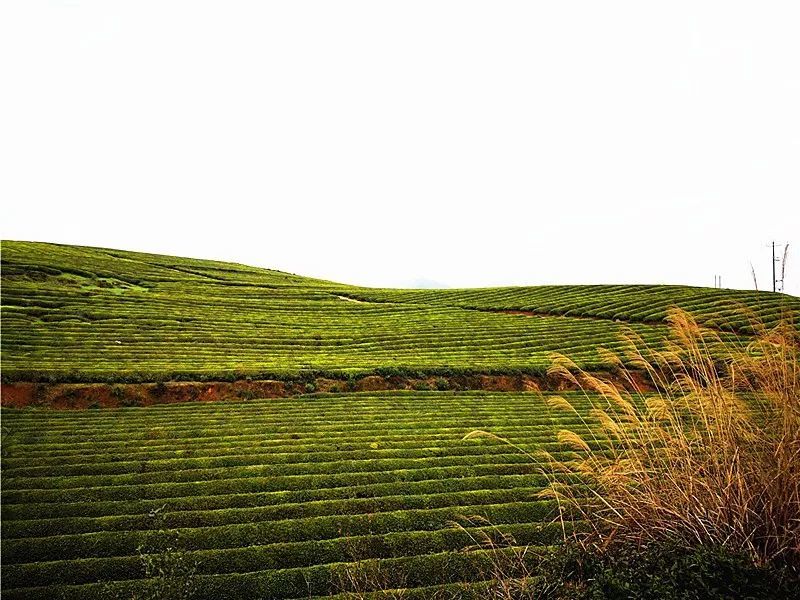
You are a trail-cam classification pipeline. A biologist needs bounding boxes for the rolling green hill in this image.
[2,241,796,383]
[2,241,798,598]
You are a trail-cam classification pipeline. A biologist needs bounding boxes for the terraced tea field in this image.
[2,241,798,597]
[2,241,797,383]
[343,284,792,333]
[2,392,592,599]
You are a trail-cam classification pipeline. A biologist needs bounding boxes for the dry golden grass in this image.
[543,307,800,568]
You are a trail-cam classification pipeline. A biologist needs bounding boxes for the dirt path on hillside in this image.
[336,295,367,303]
[1,371,653,410]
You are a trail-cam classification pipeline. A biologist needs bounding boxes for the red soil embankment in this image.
[1,371,653,409]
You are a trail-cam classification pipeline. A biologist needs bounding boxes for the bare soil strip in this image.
[1,371,653,410]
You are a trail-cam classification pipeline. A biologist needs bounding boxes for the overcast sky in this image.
[1,2,798,294]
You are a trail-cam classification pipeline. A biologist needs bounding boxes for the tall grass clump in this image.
[543,307,800,570]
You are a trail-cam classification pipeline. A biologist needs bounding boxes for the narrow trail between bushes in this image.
[335,295,366,303]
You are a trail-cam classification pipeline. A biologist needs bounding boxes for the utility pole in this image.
[772,241,777,293]
[767,241,789,293]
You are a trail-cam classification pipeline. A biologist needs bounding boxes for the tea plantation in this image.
[2,241,796,383]
[2,241,798,598]
[2,392,595,598]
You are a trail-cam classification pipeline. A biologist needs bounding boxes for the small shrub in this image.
[237,389,257,400]
[466,533,798,599]
[540,541,798,600]
[434,377,451,391]
[121,395,142,407]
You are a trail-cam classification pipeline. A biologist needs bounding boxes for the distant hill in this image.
[2,241,797,383]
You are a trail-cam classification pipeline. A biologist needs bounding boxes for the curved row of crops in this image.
[4,241,795,383]
[342,284,796,333]
[1,391,597,599]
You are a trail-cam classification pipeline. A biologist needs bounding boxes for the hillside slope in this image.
[2,241,797,383]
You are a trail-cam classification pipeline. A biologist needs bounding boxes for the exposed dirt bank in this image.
[1,372,654,409]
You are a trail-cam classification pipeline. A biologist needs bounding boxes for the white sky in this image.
[1,2,798,294]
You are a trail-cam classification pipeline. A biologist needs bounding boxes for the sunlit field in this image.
[2,242,798,598]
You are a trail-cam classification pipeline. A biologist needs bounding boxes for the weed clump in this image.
[542,307,800,571]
